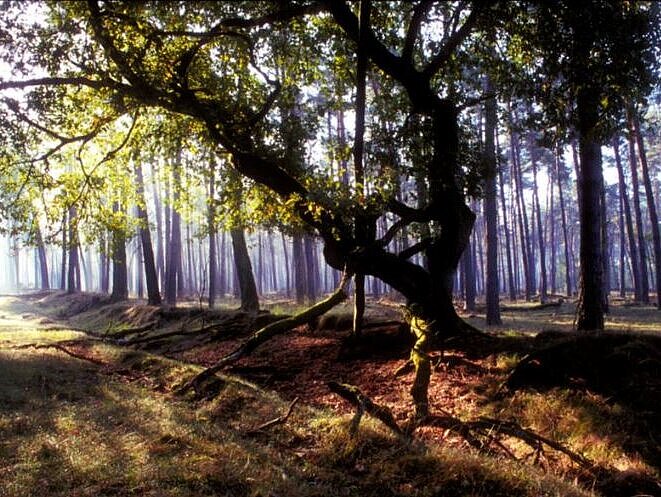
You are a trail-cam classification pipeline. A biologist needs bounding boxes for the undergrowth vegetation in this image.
[0,292,659,497]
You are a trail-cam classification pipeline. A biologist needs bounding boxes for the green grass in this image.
[3,293,660,496]
[0,343,596,497]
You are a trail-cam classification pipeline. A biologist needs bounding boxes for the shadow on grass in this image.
[445,330,661,476]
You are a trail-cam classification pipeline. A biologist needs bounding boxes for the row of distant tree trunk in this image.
[8,104,660,314]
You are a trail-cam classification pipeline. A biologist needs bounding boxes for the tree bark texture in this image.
[576,88,604,330]
[230,227,259,313]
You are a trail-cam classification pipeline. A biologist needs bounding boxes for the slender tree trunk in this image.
[135,238,144,299]
[256,231,263,294]
[509,168,521,295]
[462,240,476,312]
[99,233,109,293]
[208,162,217,308]
[230,227,259,313]
[529,135,548,303]
[631,110,661,308]
[556,148,572,298]
[110,201,128,302]
[612,136,640,300]
[292,233,306,305]
[165,156,182,306]
[509,109,533,300]
[151,160,165,291]
[600,178,610,312]
[618,192,626,297]
[268,231,278,293]
[67,206,79,294]
[576,88,604,330]
[626,112,649,303]
[498,145,516,301]
[483,76,501,324]
[60,211,67,291]
[185,222,195,296]
[35,225,49,290]
[135,160,161,305]
[304,235,318,303]
[351,0,370,336]
[549,160,556,295]
[281,233,290,297]
[219,231,227,297]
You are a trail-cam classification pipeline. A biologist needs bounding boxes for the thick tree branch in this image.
[378,218,410,247]
[387,199,430,222]
[398,238,432,260]
[87,0,154,92]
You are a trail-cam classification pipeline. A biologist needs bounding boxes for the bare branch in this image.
[0,76,119,93]
[402,1,434,63]
[421,3,483,81]
[248,397,300,434]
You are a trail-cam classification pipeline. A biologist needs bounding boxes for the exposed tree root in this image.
[4,340,107,366]
[423,415,592,468]
[177,272,353,396]
[326,378,591,468]
[327,381,408,441]
[118,313,286,351]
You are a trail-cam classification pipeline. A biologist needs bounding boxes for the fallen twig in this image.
[248,397,299,434]
[4,341,107,366]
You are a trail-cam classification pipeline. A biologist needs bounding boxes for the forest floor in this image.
[0,290,659,497]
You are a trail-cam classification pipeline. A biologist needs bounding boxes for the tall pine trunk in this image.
[498,146,516,301]
[576,87,604,330]
[612,136,640,301]
[631,110,661,308]
[529,136,548,302]
[556,148,572,297]
[292,233,306,305]
[509,108,533,300]
[35,225,49,290]
[208,161,218,308]
[66,206,79,294]
[134,160,161,305]
[165,154,182,306]
[626,111,649,303]
[351,0,370,336]
[230,227,259,313]
[483,76,501,324]
[110,201,128,302]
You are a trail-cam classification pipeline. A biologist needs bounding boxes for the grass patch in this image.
[1,293,659,497]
